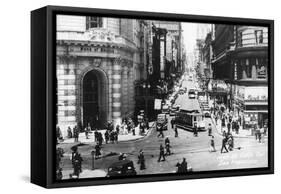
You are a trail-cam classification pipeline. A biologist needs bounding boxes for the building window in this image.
[255,30,263,44]
[237,31,243,47]
[86,17,103,29]
[256,58,267,79]
[247,59,252,78]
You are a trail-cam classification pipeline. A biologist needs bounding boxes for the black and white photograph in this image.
[55,14,270,180]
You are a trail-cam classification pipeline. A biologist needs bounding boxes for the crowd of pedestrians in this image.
[211,102,267,143]
[58,116,150,144]
[212,104,241,135]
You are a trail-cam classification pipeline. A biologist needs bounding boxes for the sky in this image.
[182,22,198,53]
[182,22,211,53]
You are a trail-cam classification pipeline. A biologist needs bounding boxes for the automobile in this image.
[156,113,168,131]
[178,88,185,95]
[188,89,196,99]
[204,111,211,118]
[169,107,177,116]
[107,159,137,177]
[162,104,169,114]
[170,104,180,116]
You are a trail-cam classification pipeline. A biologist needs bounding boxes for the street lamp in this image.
[142,82,151,118]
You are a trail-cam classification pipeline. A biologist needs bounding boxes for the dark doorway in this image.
[83,70,100,129]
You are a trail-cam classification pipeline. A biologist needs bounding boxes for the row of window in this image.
[86,17,103,29]
[237,30,265,46]
[80,46,115,53]
[234,58,268,80]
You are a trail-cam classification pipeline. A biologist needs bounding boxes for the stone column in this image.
[107,61,113,121]
[112,58,122,124]
[252,58,258,79]
[123,63,129,116]
[246,59,251,78]
[121,62,128,117]
[128,63,135,116]
[57,57,77,137]
[242,59,247,79]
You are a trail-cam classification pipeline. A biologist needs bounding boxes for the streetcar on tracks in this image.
[174,99,206,131]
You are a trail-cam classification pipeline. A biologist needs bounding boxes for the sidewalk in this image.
[61,122,155,144]
[209,115,266,138]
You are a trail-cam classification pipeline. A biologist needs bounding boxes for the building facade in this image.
[152,21,183,78]
[134,21,185,120]
[56,15,149,134]
[211,24,268,129]
[232,26,268,129]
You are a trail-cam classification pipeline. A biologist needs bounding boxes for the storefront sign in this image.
[154,99,162,110]
[207,80,230,93]
[244,87,268,101]
[244,113,258,126]
[233,85,245,101]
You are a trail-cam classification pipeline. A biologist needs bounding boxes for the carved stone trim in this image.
[91,58,102,67]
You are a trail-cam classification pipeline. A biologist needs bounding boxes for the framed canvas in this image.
[31,5,274,188]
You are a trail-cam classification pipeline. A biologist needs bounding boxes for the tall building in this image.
[202,31,213,79]
[134,21,185,120]
[232,26,268,129]
[193,24,212,81]
[152,21,183,76]
[195,38,205,78]
[211,24,268,129]
[56,15,149,134]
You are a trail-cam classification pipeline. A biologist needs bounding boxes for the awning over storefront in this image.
[207,79,230,93]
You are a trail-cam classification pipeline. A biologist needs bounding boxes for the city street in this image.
[54,18,269,180]
[57,79,268,179]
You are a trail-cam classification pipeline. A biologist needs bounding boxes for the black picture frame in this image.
[31,5,274,188]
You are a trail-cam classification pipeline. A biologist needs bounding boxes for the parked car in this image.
[188,89,196,99]
[107,159,137,177]
[170,104,180,116]
[204,111,211,118]
[162,104,169,114]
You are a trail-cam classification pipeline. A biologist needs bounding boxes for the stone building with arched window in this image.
[56,15,151,135]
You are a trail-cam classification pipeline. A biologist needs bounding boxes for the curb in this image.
[119,122,156,143]
[59,123,156,144]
